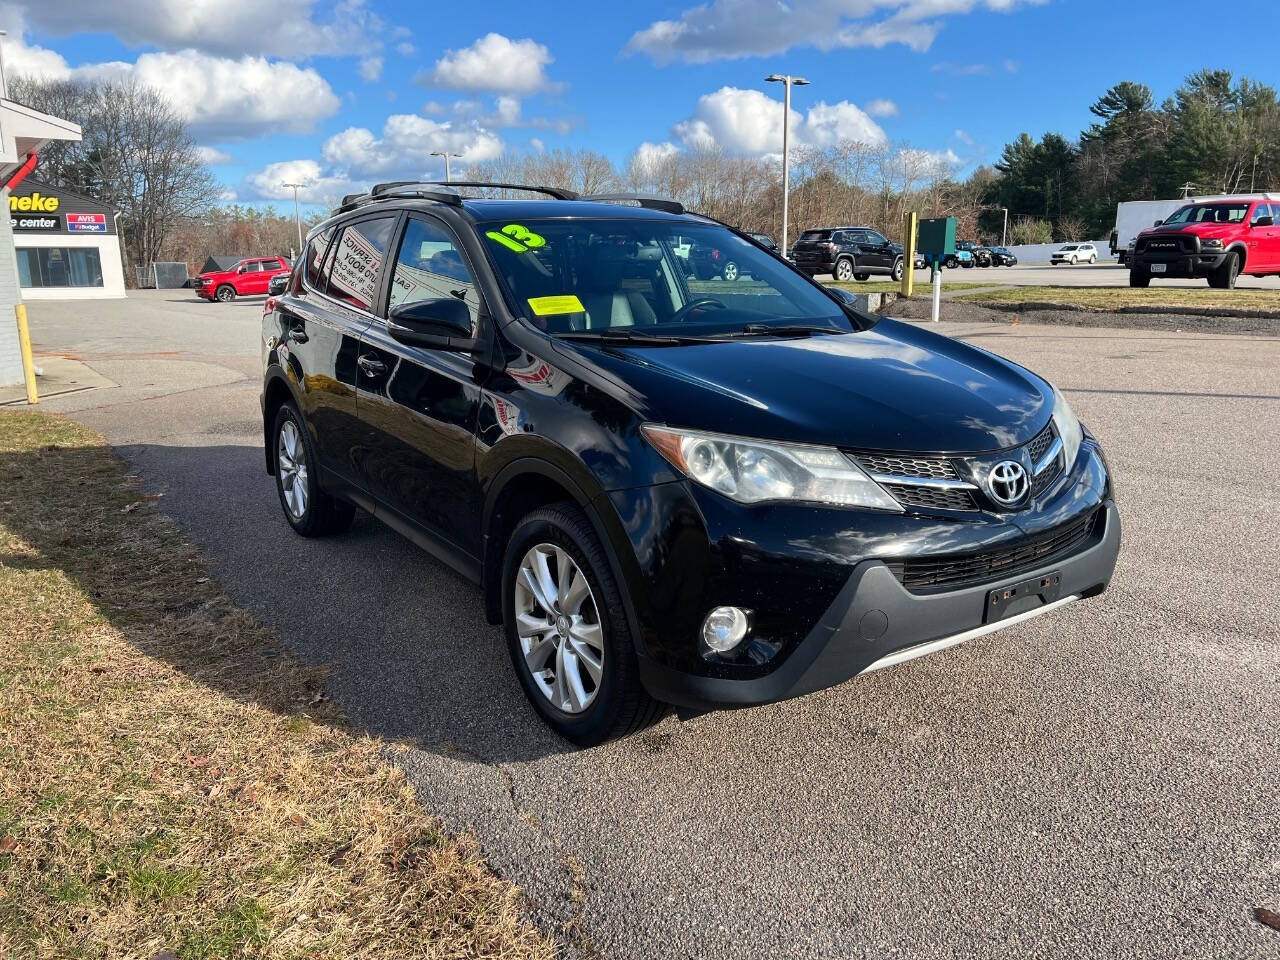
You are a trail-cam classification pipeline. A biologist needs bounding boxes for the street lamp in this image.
[282,182,308,253]
[764,73,809,257]
[998,206,1009,247]
[430,151,462,183]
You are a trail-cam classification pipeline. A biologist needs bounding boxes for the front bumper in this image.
[638,498,1120,711]
[1132,251,1227,278]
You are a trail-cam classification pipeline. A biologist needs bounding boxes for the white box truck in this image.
[1112,199,1188,265]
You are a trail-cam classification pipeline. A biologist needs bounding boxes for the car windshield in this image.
[479,219,847,336]
[1162,203,1250,225]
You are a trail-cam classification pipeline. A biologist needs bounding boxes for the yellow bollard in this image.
[901,211,918,298]
[15,303,38,404]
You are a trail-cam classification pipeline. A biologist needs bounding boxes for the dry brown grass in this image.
[0,411,555,960]
[954,284,1280,312]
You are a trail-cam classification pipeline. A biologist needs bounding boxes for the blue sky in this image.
[2,0,1276,211]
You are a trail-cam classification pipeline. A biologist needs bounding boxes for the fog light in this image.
[701,606,751,654]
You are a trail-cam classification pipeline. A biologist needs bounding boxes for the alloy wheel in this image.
[514,543,604,714]
[722,261,739,281]
[277,419,309,519]
[835,259,853,281]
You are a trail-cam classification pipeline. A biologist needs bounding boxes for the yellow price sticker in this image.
[486,223,547,253]
[527,295,585,316]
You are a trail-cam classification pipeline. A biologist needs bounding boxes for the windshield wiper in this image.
[556,329,720,346]
[732,323,846,338]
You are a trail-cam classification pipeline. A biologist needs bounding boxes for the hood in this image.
[1140,222,1235,241]
[566,318,1051,454]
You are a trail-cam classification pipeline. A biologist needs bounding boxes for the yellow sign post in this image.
[15,304,38,404]
[901,211,918,298]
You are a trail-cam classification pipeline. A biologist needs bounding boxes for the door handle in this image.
[357,353,386,377]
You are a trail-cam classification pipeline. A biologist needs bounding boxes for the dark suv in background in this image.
[790,226,905,282]
[262,181,1120,746]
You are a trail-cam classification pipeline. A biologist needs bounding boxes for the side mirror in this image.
[1153,220,1163,227]
[268,274,288,296]
[1254,215,1274,227]
[387,297,475,349]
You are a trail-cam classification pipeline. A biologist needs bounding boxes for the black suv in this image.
[262,182,1120,746]
[790,226,905,282]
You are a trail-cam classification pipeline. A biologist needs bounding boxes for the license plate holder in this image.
[985,571,1062,623]
[1150,263,1167,273]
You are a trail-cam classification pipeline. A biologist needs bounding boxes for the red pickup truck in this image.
[196,257,291,302]
[1130,196,1280,288]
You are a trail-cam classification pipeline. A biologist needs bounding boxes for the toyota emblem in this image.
[988,460,1029,505]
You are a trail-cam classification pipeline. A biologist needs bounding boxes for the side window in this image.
[304,226,335,290]
[866,231,888,246]
[324,215,398,312]
[1253,203,1273,224]
[388,216,481,334]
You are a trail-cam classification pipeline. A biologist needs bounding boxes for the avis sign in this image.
[66,213,107,233]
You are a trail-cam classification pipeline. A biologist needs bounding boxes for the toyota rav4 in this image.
[1130,197,1280,288]
[261,182,1121,746]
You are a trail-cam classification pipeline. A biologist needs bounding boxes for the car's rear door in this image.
[278,216,397,492]
[354,213,486,561]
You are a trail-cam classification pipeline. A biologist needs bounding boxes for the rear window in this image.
[798,230,832,242]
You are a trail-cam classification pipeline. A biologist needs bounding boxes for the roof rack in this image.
[331,183,463,216]
[580,193,685,215]
[414,180,580,201]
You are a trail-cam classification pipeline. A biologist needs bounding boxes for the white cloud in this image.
[320,113,504,179]
[246,159,362,206]
[2,0,384,58]
[1002,58,1018,73]
[627,0,1044,63]
[529,137,545,153]
[670,87,885,155]
[931,61,991,75]
[953,128,975,145]
[631,140,681,174]
[395,41,417,56]
[196,145,233,165]
[0,29,341,138]
[865,98,898,117]
[424,33,559,94]
[359,56,383,82]
[900,146,961,174]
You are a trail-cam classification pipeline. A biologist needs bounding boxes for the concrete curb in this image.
[884,298,1280,336]
[963,298,1280,321]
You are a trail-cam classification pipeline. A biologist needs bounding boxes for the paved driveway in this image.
[24,290,1280,959]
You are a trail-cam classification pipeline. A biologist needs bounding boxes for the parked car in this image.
[970,245,994,268]
[790,226,905,282]
[942,247,974,269]
[196,256,291,302]
[1050,243,1098,265]
[1129,196,1280,288]
[989,246,1018,266]
[262,181,1120,746]
[689,241,743,280]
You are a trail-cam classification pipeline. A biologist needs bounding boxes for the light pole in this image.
[282,182,306,253]
[431,151,462,183]
[999,206,1009,247]
[765,74,808,257]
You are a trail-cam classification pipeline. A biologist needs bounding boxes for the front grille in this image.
[851,452,958,481]
[1026,422,1055,464]
[885,507,1102,593]
[883,483,978,512]
[1138,235,1195,254]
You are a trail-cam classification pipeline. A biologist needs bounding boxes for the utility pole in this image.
[999,206,1009,247]
[282,182,306,252]
[765,74,809,257]
[430,151,462,183]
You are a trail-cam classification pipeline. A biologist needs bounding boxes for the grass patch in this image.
[953,284,1280,311]
[0,411,554,959]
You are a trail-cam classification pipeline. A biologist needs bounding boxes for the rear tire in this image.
[272,403,355,537]
[890,257,903,282]
[721,261,739,281]
[503,503,664,747]
[1208,253,1240,289]
[1129,268,1151,288]
[1088,254,1097,264]
[833,257,855,282]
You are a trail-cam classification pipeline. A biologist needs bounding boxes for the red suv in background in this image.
[1129,196,1280,288]
[196,257,291,302]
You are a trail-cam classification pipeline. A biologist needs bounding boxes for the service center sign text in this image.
[10,192,59,213]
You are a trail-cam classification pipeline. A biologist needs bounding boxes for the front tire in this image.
[272,403,355,537]
[502,503,663,747]
[1129,268,1151,288]
[1088,254,1097,264]
[1208,253,1240,289]
[215,284,236,302]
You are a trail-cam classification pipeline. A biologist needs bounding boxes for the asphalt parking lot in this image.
[21,289,1280,959]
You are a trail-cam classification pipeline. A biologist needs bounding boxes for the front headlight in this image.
[1051,387,1083,472]
[1200,238,1224,250]
[642,425,902,511]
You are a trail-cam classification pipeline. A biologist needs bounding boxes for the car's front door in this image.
[355,214,486,558]
[861,230,895,271]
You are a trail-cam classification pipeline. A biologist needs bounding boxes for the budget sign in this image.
[67,213,107,233]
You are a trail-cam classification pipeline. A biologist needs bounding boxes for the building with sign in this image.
[9,179,124,300]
